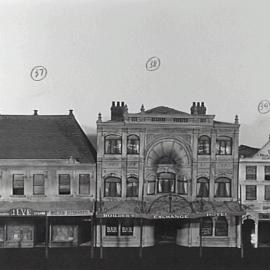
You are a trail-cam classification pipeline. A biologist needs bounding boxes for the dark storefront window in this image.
[198,136,211,155]
[127,135,140,154]
[79,174,90,195]
[13,174,24,195]
[59,174,71,195]
[246,166,257,180]
[52,225,78,242]
[33,174,45,195]
[158,172,175,193]
[214,178,231,197]
[265,166,270,180]
[216,137,232,155]
[105,135,122,154]
[201,217,213,236]
[197,178,209,197]
[105,219,118,236]
[177,176,188,195]
[7,225,33,241]
[0,226,4,241]
[126,177,139,197]
[104,177,121,197]
[215,217,228,236]
[265,186,270,200]
[120,219,134,236]
[246,185,257,200]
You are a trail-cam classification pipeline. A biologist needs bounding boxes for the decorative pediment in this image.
[254,140,270,160]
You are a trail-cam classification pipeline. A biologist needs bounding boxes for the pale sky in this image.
[0,0,270,147]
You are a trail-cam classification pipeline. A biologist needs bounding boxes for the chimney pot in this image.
[112,101,115,107]
[117,101,120,107]
[69,109,73,116]
[33,110,38,115]
[121,101,124,107]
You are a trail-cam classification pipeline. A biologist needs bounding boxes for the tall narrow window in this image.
[215,217,228,236]
[214,178,231,197]
[104,177,121,197]
[33,174,45,195]
[177,175,188,195]
[79,174,90,195]
[265,166,270,180]
[104,135,122,154]
[147,176,156,195]
[126,177,139,197]
[216,137,232,155]
[201,217,213,236]
[198,136,211,155]
[59,174,71,195]
[157,172,175,193]
[246,185,257,200]
[127,135,140,154]
[265,186,270,200]
[120,219,134,236]
[246,166,257,180]
[13,174,24,195]
[197,178,209,197]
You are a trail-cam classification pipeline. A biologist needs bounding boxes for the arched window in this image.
[216,136,232,155]
[215,216,228,236]
[215,177,231,197]
[126,177,139,197]
[201,217,213,236]
[147,175,156,195]
[177,175,188,195]
[197,177,209,197]
[104,135,122,154]
[157,172,175,193]
[127,135,140,154]
[198,136,211,155]
[104,177,121,197]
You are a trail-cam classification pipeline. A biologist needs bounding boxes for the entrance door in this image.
[242,219,255,248]
[155,220,178,244]
[258,221,270,247]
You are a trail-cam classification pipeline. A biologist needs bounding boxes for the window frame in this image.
[79,174,90,195]
[265,166,270,181]
[177,175,188,195]
[196,177,210,198]
[265,185,270,200]
[105,219,119,236]
[198,135,211,155]
[104,134,122,154]
[33,174,45,195]
[104,177,122,197]
[201,217,213,236]
[120,219,134,236]
[126,177,139,197]
[246,185,257,200]
[157,172,176,193]
[58,174,71,195]
[216,136,232,155]
[214,177,231,198]
[246,166,257,180]
[214,216,228,236]
[127,135,140,155]
[13,174,24,195]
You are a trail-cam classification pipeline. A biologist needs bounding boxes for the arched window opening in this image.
[157,172,175,193]
[104,177,121,197]
[126,177,139,197]
[215,178,231,197]
[197,177,209,197]
[177,175,188,195]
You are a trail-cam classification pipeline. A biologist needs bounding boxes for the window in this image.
[214,178,231,197]
[197,178,209,197]
[7,225,33,241]
[198,136,211,155]
[13,174,24,195]
[0,227,3,241]
[104,177,121,197]
[79,174,90,195]
[52,225,78,243]
[201,217,213,236]
[216,137,232,155]
[215,217,228,236]
[246,166,257,180]
[151,117,165,122]
[127,135,140,154]
[126,177,139,197]
[246,185,257,200]
[120,219,134,236]
[33,174,45,195]
[265,186,270,200]
[104,135,122,154]
[265,166,270,180]
[173,118,188,123]
[105,219,118,236]
[59,174,71,195]
[147,176,156,195]
[157,172,175,193]
[177,175,188,195]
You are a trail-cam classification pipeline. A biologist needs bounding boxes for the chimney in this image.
[33,110,38,116]
[190,102,196,114]
[197,102,201,114]
[111,101,127,121]
[97,112,102,122]
[201,102,206,115]
[141,104,145,112]
[235,115,239,125]
[69,109,73,116]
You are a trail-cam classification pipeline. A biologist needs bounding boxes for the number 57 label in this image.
[30,66,47,81]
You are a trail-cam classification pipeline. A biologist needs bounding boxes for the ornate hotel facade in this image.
[96,101,243,248]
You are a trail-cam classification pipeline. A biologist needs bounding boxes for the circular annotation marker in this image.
[146,57,160,71]
[258,100,270,114]
[30,66,47,81]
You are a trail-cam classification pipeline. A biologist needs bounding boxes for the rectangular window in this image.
[147,181,156,195]
[265,166,270,180]
[173,118,188,123]
[33,174,45,195]
[246,166,257,180]
[79,174,90,195]
[105,220,118,236]
[13,174,24,195]
[151,117,166,122]
[246,185,257,200]
[7,225,33,241]
[120,220,134,236]
[265,186,270,200]
[216,138,232,155]
[59,174,71,195]
[177,176,188,195]
[52,225,78,243]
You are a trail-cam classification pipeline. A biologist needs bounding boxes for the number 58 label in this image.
[30,66,47,81]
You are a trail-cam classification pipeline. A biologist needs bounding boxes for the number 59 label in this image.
[30,66,47,81]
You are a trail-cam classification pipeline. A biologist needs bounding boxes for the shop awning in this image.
[0,200,94,217]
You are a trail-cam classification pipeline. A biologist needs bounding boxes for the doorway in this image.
[154,220,179,244]
[242,219,255,248]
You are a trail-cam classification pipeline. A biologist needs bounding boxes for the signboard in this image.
[8,208,46,217]
[153,214,189,219]
[259,213,270,219]
[101,214,135,218]
[48,210,92,216]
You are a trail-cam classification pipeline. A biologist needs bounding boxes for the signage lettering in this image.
[9,208,33,216]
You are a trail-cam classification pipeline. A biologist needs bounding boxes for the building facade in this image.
[96,101,243,248]
[239,139,270,248]
[0,111,96,249]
